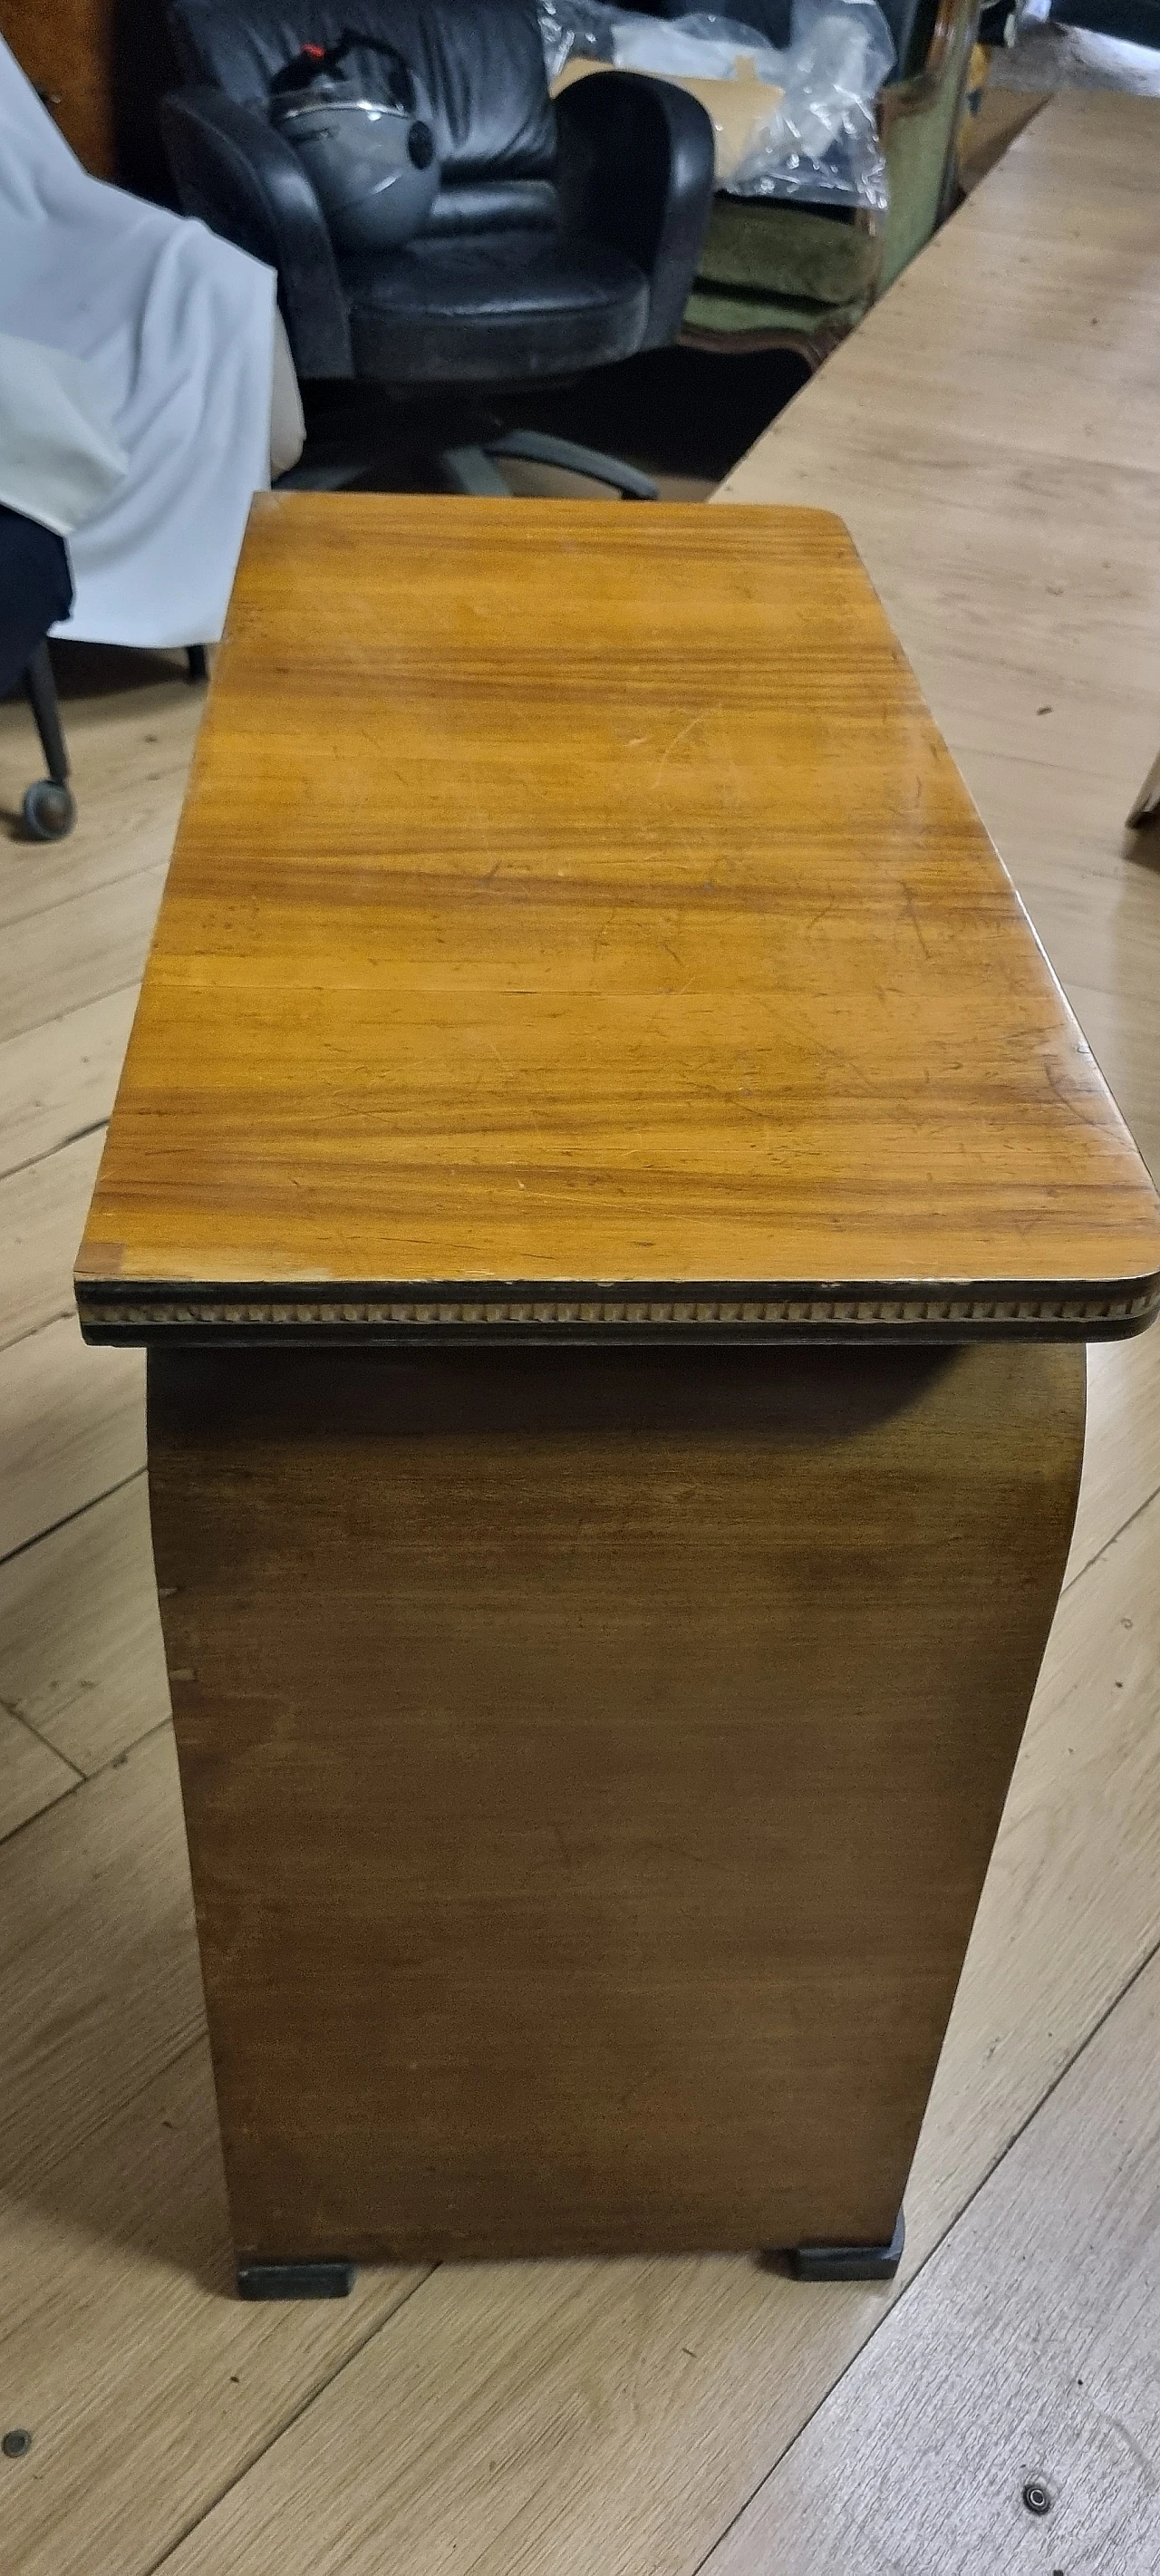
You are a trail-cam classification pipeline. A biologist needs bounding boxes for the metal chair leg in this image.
[274,456,392,492]
[21,643,77,841]
[24,641,69,784]
[440,443,515,497]
[485,430,658,499]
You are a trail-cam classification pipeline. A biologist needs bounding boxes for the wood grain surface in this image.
[77,499,1160,1341]
[0,1727,200,2197]
[714,91,1160,1163]
[0,91,1155,2576]
[0,1475,169,1775]
[0,1723,428,2576]
[35,1407,1155,2576]
[0,987,136,1183]
[0,1705,77,1844]
[0,1315,143,1562]
[0,0,181,188]
[4,862,165,1048]
[0,0,118,173]
[1,1128,105,1350]
[703,1941,1160,2574]
[150,1336,1083,2262]
[0,2041,428,2576]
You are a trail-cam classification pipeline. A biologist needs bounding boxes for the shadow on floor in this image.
[43,643,198,698]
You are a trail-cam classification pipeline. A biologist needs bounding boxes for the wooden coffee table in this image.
[77,497,1160,2298]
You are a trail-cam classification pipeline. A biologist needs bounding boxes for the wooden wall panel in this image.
[0,0,180,192]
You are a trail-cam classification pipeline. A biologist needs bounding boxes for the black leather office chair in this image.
[160,0,716,497]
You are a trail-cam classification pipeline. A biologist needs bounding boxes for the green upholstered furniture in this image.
[682,0,981,363]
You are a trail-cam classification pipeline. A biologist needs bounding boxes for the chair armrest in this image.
[160,90,353,381]
[555,72,715,351]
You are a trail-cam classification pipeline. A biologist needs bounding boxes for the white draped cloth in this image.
[0,332,129,537]
[0,38,278,647]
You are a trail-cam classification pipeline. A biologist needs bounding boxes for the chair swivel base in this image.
[440,428,657,500]
[237,2260,355,2300]
[787,2209,905,2282]
[271,389,660,504]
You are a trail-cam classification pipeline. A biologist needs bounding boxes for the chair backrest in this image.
[167,0,558,179]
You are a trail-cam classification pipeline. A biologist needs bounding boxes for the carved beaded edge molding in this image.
[75,1287,1160,1333]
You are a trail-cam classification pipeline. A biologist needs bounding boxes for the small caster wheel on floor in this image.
[23,779,77,841]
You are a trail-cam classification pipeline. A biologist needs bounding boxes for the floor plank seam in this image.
[3,2029,212,2210]
[0,974,140,1062]
[824,441,1160,544]
[0,853,170,944]
[686,1920,1160,2576]
[2,1299,82,1357]
[0,1761,86,1850]
[0,1690,86,1778]
[0,1715,172,1854]
[0,1113,109,1186]
[76,2031,210,2167]
[1062,1467,1160,1595]
[142,2265,440,2576]
[84,1711,175,1781]
[0,1462,146,1578]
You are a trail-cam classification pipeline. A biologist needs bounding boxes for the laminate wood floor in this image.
[1,92,1158,2572]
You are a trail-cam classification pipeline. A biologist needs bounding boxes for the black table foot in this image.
[237,2260,355,2300]
[787,2208,904,2282]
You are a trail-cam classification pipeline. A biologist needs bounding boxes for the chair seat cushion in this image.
[423,179,559,235]
[694,199,880,310]
[343,231,649,382]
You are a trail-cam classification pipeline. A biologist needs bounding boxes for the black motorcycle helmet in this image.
[269,28,440,251]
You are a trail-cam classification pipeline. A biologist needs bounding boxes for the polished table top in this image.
[76,496,1160,1345]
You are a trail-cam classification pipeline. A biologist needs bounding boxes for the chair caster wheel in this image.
[23,780,76,841]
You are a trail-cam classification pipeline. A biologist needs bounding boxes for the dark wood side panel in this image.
[149,1340,1085,2262]
[0,0,179,191]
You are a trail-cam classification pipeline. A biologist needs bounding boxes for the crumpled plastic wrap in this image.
[539,0,621,73]
[539,0,894,212]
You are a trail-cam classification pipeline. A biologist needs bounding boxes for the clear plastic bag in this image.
[537,0,618,80]
[726,0,893,210]
[538,0,894,212]
[611,13,786,81]
[538,2,782,78]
